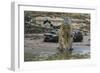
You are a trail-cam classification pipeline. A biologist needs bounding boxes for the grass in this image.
[24,52,90,62]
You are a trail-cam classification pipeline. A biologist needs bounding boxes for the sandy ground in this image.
[24,34,90,58]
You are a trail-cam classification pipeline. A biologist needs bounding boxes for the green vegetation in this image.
[24,11,90,34]
[24,11,90,19]
[24,25,52,34]
[24,52,90,61]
